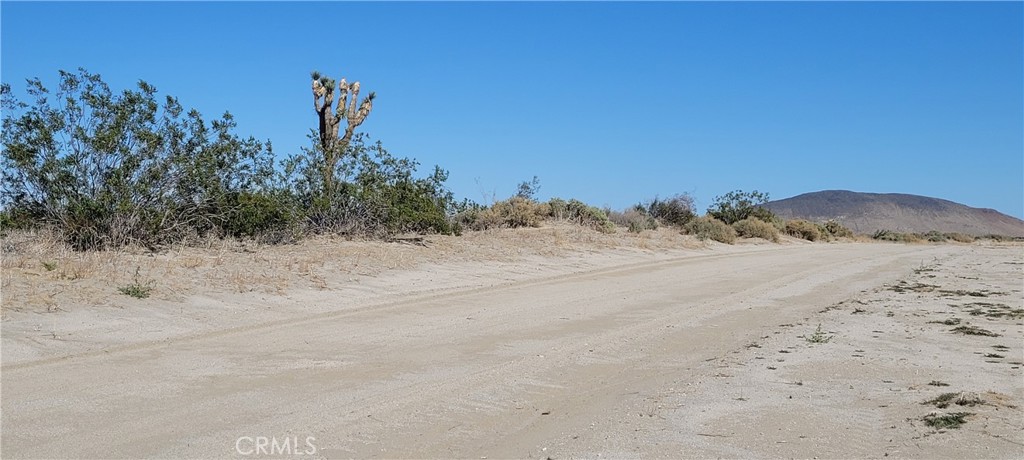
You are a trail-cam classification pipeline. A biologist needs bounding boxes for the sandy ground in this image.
[1,228,1021,459]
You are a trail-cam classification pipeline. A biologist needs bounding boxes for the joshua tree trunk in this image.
[311,71,375,194]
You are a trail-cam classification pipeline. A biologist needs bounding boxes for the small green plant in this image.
[42,261,57,271]
[922,412,972,429]
[118,267,154,299]
[806,324,833,343]
[646,194,696,227]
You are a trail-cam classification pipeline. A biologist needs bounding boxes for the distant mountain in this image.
[764,190,1024,237]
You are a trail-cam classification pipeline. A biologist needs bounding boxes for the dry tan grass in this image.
[0,223,705,314]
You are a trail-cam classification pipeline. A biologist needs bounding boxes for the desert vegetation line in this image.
[1,69,979,251]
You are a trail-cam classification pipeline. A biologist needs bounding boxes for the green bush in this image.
[547,198,568,220]
[565,199,615,233]
[785,219,822,241]
[683,216,736,244]
[707,190,775,225]
[2,69,463,249]
[646,194,696,227]
[733,218,780,242]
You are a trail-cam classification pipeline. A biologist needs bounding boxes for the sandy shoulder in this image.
[1,230,1021,459]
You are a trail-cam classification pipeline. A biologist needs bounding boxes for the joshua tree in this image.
[311,70,375,194]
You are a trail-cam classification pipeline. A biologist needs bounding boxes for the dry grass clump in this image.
[944,232,975,243]
[872,230,924,243]
[609,209,658,233]
[683,216,736,244]
[732,218,780,242]
[467,197,550,230]
[785,219,822,241]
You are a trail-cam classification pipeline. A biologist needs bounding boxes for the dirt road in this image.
[2,242,1021,458]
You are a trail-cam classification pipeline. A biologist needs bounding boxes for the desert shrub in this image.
[646,194,696,227]
[220,191,302,243]
[2,69,462,249]
[785,219,822,241]
[1,69,282,249]
[823,220,854,238]
[707,190,775,225]
[733,218,780,242]
[683,216,736,244]
[547,198,568,220]
[451,202,485,231]
[945,232,975,243]
[565,199,615,233]
[609,209,658,233]
[269,129,459,237]
[465,196,548,230]
[872,230,923,243]
[923,230,947,242]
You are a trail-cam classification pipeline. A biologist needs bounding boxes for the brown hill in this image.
[764,190,1024,237]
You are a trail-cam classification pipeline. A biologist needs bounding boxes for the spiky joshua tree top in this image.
[311,70,375,193]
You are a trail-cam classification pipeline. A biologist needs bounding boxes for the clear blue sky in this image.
[3,2,1022,218]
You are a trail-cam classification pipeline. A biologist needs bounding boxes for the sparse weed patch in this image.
[922,412,972,429]
[118,267,154,299]
[960,302,1023,319]
[888,280,939,293]
[950,325,1000,337]
[923,392,985,409]
[928,318,961,326]
[928,380,950,387]
[945,232,975,243]
[939,289,1005,298]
